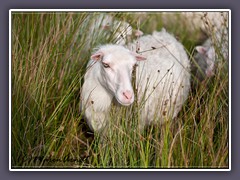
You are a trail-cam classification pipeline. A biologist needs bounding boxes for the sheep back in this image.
[127,29,191,127]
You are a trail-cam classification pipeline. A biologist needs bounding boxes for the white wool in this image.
[81,29,190,132]
[160,12,228,35]
[86,14,141,47]
[128,29,191,127]
[181,12,228,34]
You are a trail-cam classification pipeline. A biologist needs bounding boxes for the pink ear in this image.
[131,52,146,61]
[205,68,214,77]
[91,51,104,61]
[195,46,207,54]
[134,30,144,37]
[101,25,111,30]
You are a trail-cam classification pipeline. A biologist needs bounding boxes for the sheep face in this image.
[91,45,146,106]
[195,45,216,77]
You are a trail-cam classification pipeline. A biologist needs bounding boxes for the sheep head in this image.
[195,45,216,77]
[91,45,146,106]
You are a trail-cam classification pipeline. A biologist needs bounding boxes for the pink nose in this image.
[123,90,133,100]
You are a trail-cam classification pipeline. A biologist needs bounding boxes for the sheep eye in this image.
[102,62,110,68]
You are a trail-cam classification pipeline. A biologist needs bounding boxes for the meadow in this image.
[11,11,229,169]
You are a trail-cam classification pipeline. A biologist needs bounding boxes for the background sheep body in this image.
[191,12,229,80]
[81,29,190,132]
[83,14,136,50]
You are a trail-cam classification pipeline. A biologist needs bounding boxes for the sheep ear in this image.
[101,24,111,30]
[134,29,144,37]
[132,52,146,61]
[91,51,104,61]
[205,68,214,77]
[195,46,207,54]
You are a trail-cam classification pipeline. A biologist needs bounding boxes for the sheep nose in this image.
[123,90,133,100]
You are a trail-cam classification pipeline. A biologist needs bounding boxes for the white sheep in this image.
[181,12,228,34]
[88,14,133,45]
[192,12,229,80]
[159,12,228,36]
[193,38,216,80]
[85,14,142,48]
[193,34,228,81]
[80,29,190,133]
[72,14,144,58]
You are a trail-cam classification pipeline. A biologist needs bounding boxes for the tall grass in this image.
[11,12,229,168]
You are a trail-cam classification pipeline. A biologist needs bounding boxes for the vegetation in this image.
[11,12,229,169]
